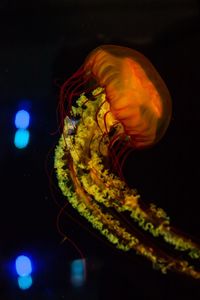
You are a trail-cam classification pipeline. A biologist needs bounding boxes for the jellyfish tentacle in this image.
[55,87,200,279]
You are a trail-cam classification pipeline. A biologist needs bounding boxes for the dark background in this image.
[1,0,200,299]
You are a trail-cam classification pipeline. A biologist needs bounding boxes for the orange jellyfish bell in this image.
[83,45,172,149]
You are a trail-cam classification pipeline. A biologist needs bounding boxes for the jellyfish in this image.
[54,45,200,279]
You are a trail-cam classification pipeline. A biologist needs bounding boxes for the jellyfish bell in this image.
[83,45,172,149]
[55,45,200,280]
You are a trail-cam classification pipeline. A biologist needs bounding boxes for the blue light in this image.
[18,275,33,290]
[70,259,85,287]
[15,110,30,129]
[15,255,32,277]
[14,129,30,149]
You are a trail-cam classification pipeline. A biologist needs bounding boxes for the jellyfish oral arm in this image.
[55,87,200,279]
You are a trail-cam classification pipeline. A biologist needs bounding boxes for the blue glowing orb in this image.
[15,255,32,277]
[70,259,85,287]
[15,110,30,129]
[18,275,33,290]
[14,129,30,149]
